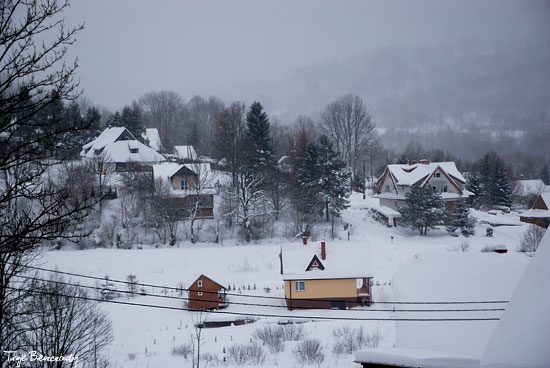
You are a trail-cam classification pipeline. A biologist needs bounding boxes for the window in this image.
[197,280,203,287]
[295,281,305,291]
[442,185,448,192]
[435,172,441,178]
[385,185,390,192]
[432,186,437,192]
[130,148,138,154]
[181,179,189,190]
[197,291,203,296]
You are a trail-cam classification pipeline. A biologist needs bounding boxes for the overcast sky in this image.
[64,0,550,111]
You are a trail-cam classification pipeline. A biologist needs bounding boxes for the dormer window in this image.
[385,185,390,192]
[130,148,138,154]
[181,179,189,190]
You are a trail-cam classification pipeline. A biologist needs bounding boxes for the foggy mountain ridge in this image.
[276,39,550,129]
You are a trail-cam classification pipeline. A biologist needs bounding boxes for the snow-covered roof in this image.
[282,242,373,280]
[375,192,471,200]
[153,163,186,181]
[354,347,479,368]
[174,145,197,160]
[384,162,466,188]
[101,140,165,163]
[142,128,162,152]
[479,229,550,368]
[152,162,217,196]
[519,209,550,219]
[540,192,550,207]
[392,252,528,358]
[81,127,133,157]
[185,273,228,289]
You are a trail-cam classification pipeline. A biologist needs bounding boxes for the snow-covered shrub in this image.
[332,326,381,355]
[281,324,306,341]
[448,241,470,252]
[253,324,307,354]
[293,338,324,365]
[171,342,192,357]
[227,343,265,365]
[252,325,285,353]
[518,224,546,253]
[201,352,221,365]
[481,245,495,253]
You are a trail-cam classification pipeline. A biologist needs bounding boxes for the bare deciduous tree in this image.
[24,275,113,368]
[0,0,98,363]
[137,91,186,151]
[320,94,378,177]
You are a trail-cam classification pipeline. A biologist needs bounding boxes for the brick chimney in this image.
[419,159,430,165]
[321,242,326,260]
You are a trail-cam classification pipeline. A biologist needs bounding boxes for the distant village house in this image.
[187,274,227,311]
[80,126,164,172]
[519,188,550,229]
[282,242,373,310]
[375,160,471,213]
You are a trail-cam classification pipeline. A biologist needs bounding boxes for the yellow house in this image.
[282,242,373,310]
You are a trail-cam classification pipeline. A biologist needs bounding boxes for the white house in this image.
[80,126,165,171]
[375,160,471,212]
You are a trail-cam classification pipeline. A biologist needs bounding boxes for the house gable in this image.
[114,129,136,142]
[533,195,549,210]
[305,255,325,271]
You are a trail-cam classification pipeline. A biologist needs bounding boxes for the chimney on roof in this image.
[419,159,430,165]
[408,160,417,165]
[108,125,112,129]
[321,242,326,260]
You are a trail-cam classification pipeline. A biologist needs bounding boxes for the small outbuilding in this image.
[187,274,227,311]
[519,189,550,229]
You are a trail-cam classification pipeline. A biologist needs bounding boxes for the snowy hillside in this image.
[36,192,536,367]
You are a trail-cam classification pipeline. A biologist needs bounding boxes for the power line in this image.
[14,274,507,313]
[12,262,510,305]
[6,285,502,322]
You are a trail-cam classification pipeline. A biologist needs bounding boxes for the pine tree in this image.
[541,164,550,185]
[479,153,492,200]
[318,135,350,222]
[490,161,512,207]
[120,105,145,143]
[466,173,482,207]
[295,143,324,237]
[399,185,445,235]
[352,170,366,194]
[246,101,274,172]
[446,199,477,237]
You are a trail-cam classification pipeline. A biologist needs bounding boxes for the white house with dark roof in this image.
[80,126,164,171]
[375,160,471,212]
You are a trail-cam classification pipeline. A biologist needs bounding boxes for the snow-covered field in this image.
[39,192,532,367]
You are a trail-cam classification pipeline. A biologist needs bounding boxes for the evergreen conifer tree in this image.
[446,199,477,237]
[490,160,512,207]
[246,101,274,172]
[120,106,145,143]
[295,143,323,237]
[399,185,445,235]
[466,173,482,207]
[318,135,350,221]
